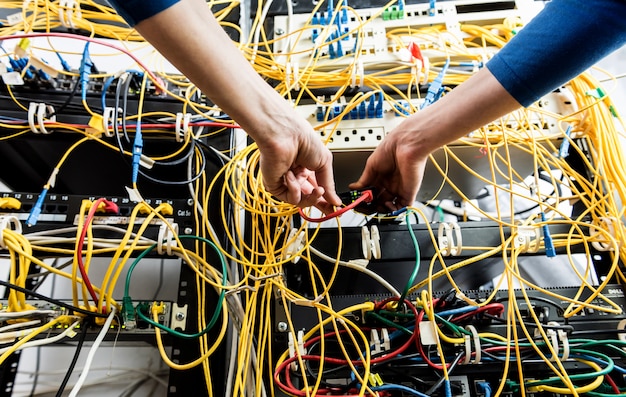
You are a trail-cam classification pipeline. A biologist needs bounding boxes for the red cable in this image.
[274,298,420,396]
[604,374,621,394]
[298,190,373,222]
[76,198,113,310]
[450,303,505,322]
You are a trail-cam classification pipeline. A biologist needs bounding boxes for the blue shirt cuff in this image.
[107,0,180,26]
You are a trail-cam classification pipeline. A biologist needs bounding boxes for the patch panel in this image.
[0,300,175,337]
[273,0,543,71]
[0,192,195,247]
[1,69,187,99]
[299,89,575,152]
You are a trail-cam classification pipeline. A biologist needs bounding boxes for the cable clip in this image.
[102,107,121,138]
[287,330,307,370]
[463,324,481,364]
[370,328,390,355]
[58,0,82,28]
[535,321,569,361]
[361,225,381,260]
[437,222,462,256]
[0,216,22,249]
[514,222,540,254]
[284,228,306,263]
[589,216,621,251]
[175,112,192,143]
[617,319,626,343]
[157,221,179,256]
[350,59,364,88]
[28,102,56,134]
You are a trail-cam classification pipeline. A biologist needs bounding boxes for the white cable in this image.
[250,0,274,62]
[68,307,117,397]
[0,309,56,318]
[308,246,401,296]
[0,320,80,354]
[0,319,40,333]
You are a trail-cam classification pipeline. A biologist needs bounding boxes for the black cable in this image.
[151,259,165,301]
[424,351,464,395]
[50,75,80,117]
[27,259,73,292]
[117,73,133,143]
[55,318,90,397]
[0,279,108,318]
[483,313,574,333]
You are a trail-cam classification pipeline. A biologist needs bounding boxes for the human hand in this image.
[257,126,342,214]
[349,128,428,212]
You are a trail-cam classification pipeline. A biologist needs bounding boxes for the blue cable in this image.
[476,381,492,397]
[79,42,94,101]
[26,188,48,227]
[101,75,115,110]
[421,59,449,109]
[436,305,479,317]
[373,383,431,397]
[540,212,556,257]
[558,125,572,158]
[55,52,71,72]
[131,122,143,184]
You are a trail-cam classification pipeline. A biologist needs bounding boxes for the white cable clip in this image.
[514,222,540,254]
[371,329,382,355]
[361,225,381,260]
[437,222,462,256]
[174,112,191,143]
[617,319,626,344]
[0,216,22,249]
[380,328,390,351]
[28,103,56,134]
[350,59,364,88]
[287,330,307,371]
[47,168,59,189]
[285,228,305,263]
[590,216,621,251]
[463,324,481,364]
[102,107,120,138]
[58,0,81,28]
[157,221,179,255]
[535,321,568,362]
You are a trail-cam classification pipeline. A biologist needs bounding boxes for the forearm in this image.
[134,0,300,146]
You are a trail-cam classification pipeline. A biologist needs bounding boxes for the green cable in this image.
[123,234,228,339]
[507,349,614,389]
[399,210,420,302]
[365,311,413,335]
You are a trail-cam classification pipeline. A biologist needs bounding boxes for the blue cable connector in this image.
[26,188,48,227]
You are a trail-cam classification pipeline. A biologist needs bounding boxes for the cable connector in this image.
[421,59,449,109]
[79,42,94,100]
[121,296,136,330]
[558,125,572,158]
[26,188,48,227]
[476,381,492,397]
[56,51,71,72]
[131,124,143,185]
[540,212,556,258]
[429,0,437,16]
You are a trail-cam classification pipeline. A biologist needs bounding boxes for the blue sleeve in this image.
[106,0,180,26]
[486,0,626,107]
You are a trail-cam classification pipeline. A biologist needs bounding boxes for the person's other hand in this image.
[257,126,342,214]
[349,128,428,212]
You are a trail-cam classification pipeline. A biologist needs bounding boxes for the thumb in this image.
[349,168,374,191]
